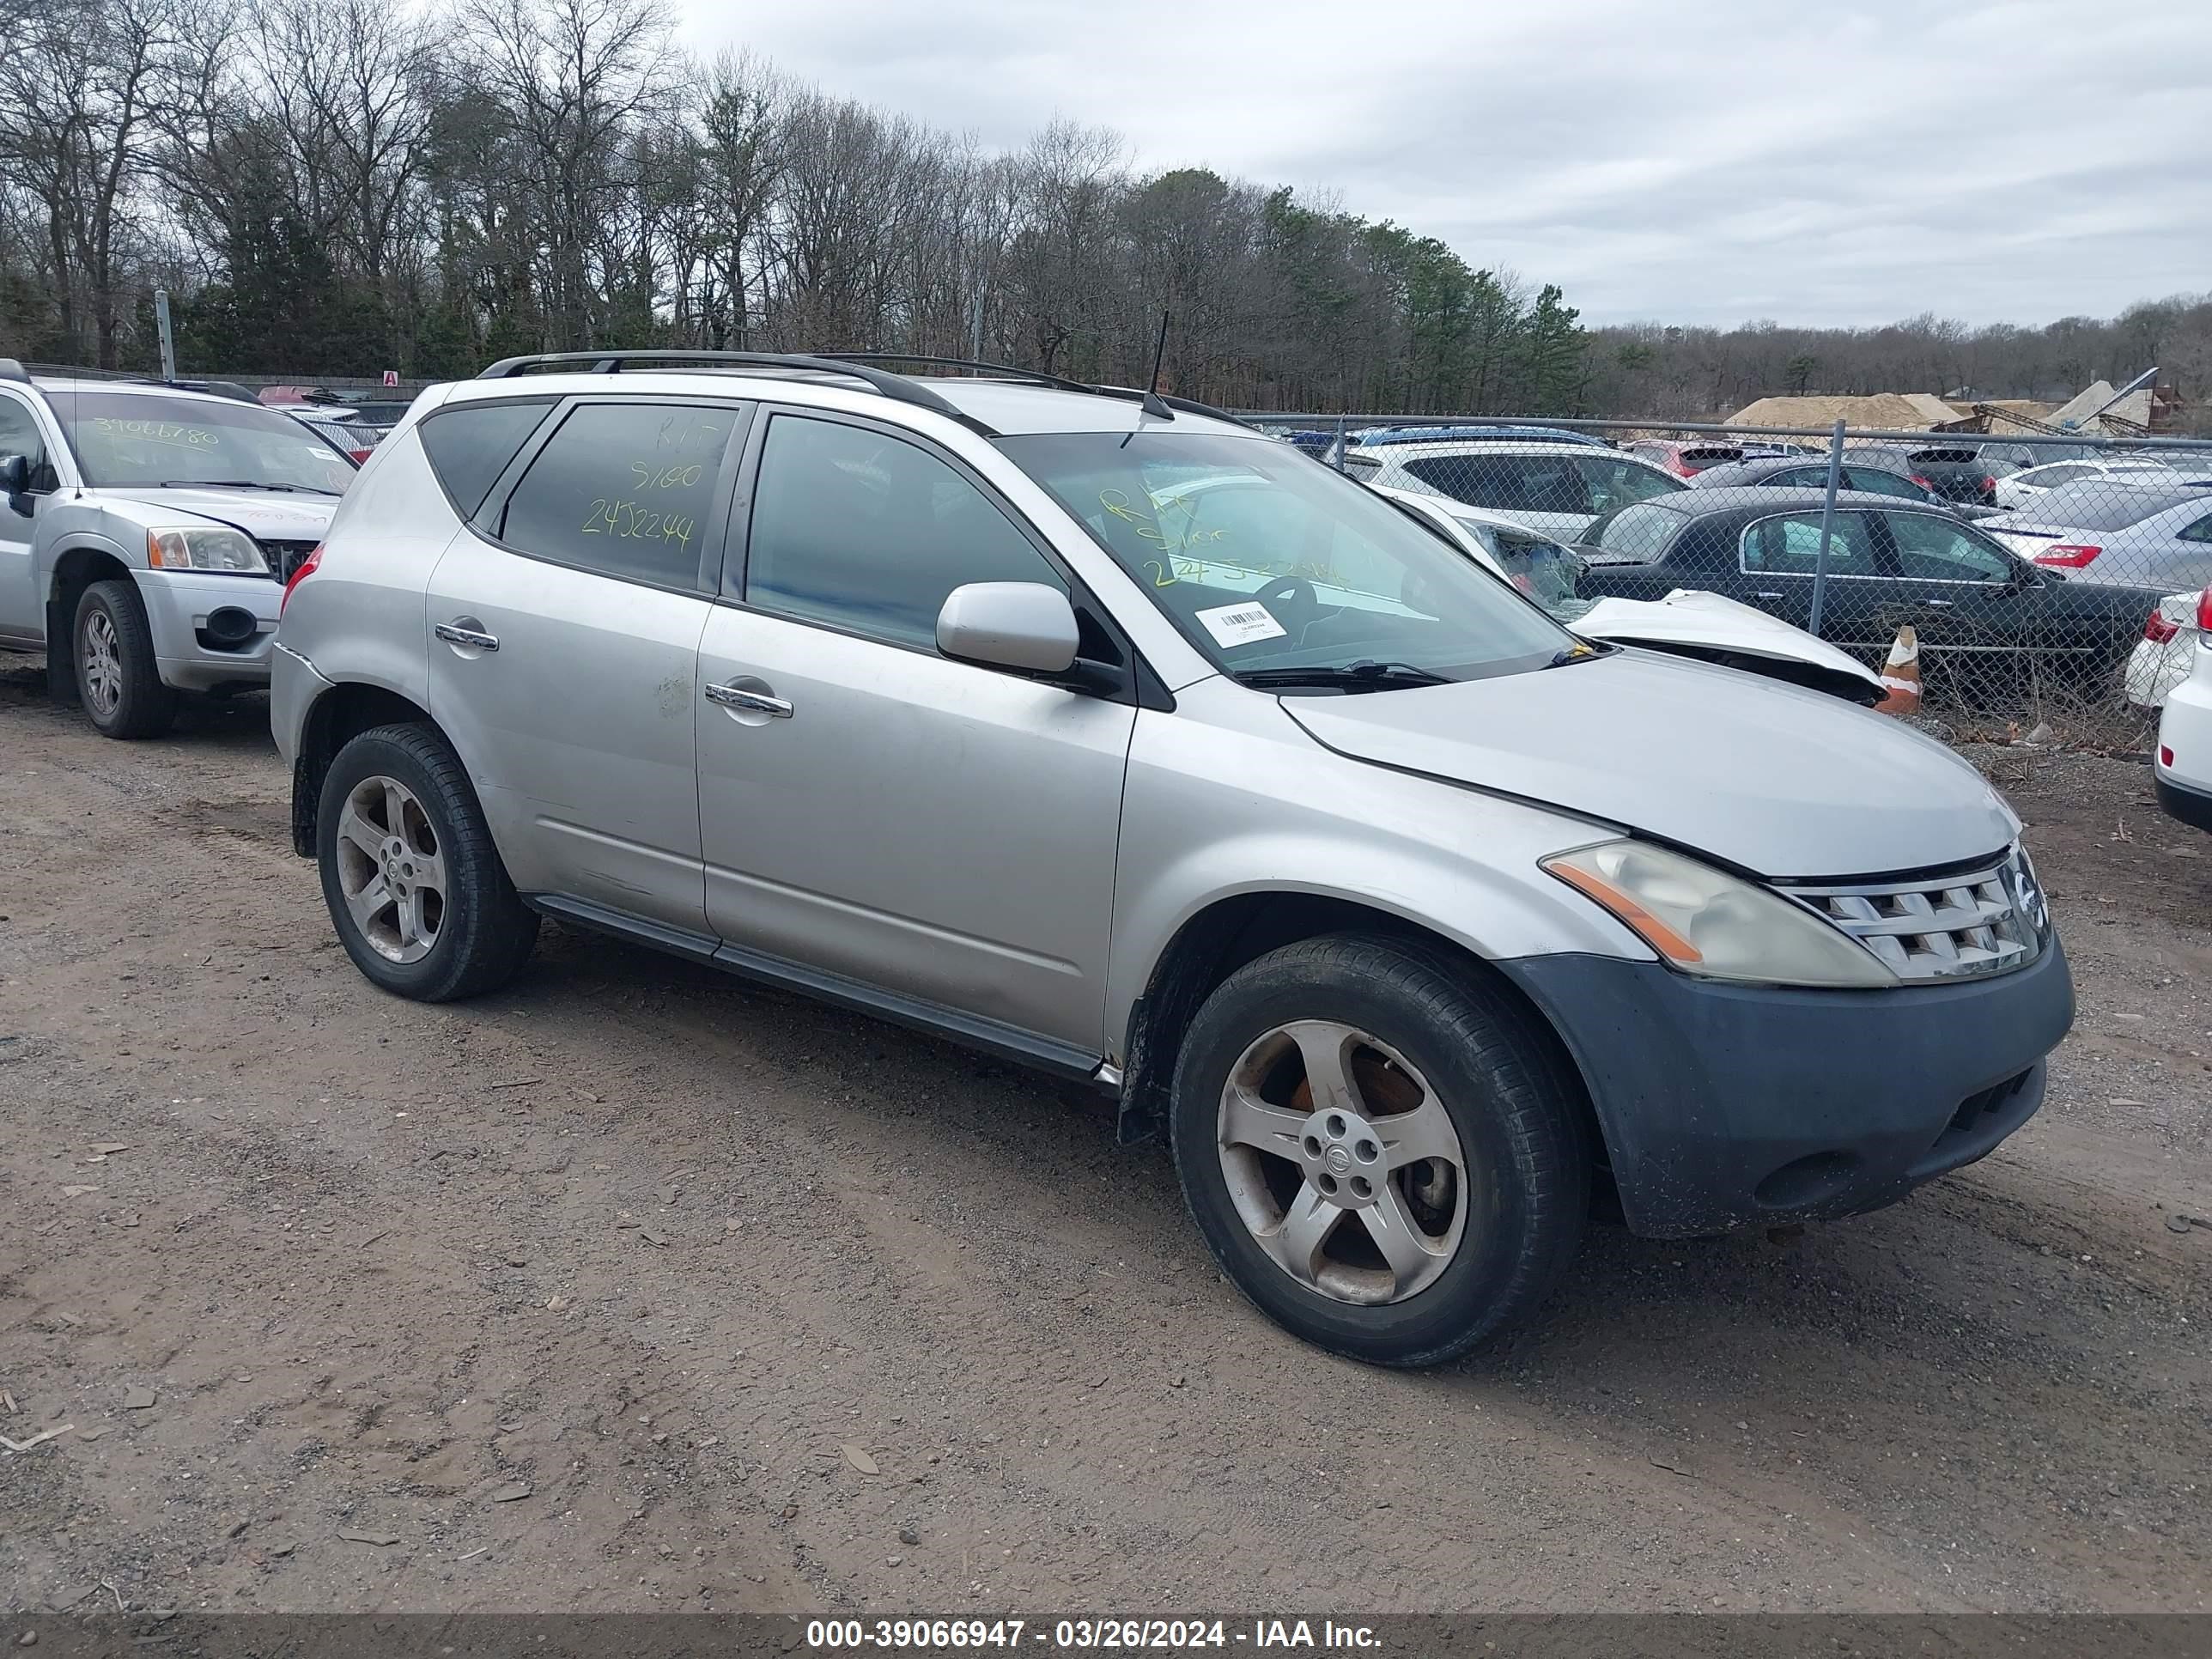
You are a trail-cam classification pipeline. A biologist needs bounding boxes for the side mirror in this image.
[935,581,1080,676]
[0,453,29,501]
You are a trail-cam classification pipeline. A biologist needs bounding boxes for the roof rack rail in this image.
[835,353,1213,424]
[474,349,994,436]
[168,378,261,405]
[821,352,1101,394]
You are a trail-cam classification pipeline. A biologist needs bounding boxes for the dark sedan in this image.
[1690,453,1949,507]
[1575,487,2169,695]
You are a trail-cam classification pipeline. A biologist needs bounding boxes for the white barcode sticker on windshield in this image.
[1195,602,1288,648]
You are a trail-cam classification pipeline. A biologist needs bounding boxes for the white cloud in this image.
[678,0,2212,326]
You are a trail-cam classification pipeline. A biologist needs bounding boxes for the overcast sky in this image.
[677,0,2212,331]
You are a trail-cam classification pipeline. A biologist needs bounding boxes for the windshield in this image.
[1000,431,1572,684]
[57,391,356,493]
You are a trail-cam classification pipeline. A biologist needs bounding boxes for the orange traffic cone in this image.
[1875,624,1921,716]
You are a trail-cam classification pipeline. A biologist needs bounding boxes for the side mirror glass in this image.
[935,581,1079,676]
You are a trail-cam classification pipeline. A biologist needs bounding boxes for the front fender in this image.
[1103,684,1654,1066]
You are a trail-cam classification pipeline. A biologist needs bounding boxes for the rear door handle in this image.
[704,682,793,718]
[1752,591,1784,600]
[1924,599,1955,609]
[434,621,500,651]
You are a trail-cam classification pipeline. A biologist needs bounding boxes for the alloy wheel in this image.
[1216,1019,1472,1305]
[332,775,447,963]
[80,610,123,720]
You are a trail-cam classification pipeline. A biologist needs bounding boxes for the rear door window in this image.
[1841,466,1927,500]
[497,402,738,590]
[420,401,554,519]
[1741,512,1879,576]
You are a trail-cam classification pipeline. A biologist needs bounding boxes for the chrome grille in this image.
[1782,849,2045,982]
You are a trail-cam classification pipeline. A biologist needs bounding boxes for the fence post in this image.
[1334,412,1347,473]
[1809,416,1845,638]
[154,289,177,382]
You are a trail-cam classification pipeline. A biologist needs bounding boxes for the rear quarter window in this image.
[420,401,555,519]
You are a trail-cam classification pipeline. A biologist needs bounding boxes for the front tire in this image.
[1170,934,1589,1367]
[75,580,174,738]
[317,723,538,1001]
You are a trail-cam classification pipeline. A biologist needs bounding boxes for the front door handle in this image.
[1924,599,1955,609]
[434,620,500,651]
[1752,591,1784,600]
[704,681,793,718]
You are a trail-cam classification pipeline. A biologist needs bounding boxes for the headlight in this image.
[1542,839,1897,989]
[147,526,269,574]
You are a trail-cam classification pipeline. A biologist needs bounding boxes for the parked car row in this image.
[1334,422,2212,701]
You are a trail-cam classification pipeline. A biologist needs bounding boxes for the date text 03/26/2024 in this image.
[805,1620,1382,1650]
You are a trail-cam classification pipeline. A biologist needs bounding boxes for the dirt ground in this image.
[2,665,2208,1619]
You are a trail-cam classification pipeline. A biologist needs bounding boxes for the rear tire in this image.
[74,580,173,738]
[317,723,538,1001]
[1170,933,1589,1367]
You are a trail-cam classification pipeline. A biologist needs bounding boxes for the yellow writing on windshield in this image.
[94,417,218,450]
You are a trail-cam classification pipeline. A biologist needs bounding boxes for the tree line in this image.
[0,0,2201,427]
[1583,299,2212,428]
[0,0,1589,413]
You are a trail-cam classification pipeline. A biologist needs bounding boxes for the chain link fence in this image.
[1243,411,2212,744]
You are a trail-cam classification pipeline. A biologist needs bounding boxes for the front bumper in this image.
[1498,939,2075,1237]
[137,569,283,691]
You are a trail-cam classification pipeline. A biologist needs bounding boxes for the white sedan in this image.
[2154,587,2212,834]
[1376,486,1885,703]
[1993,457,2200,510]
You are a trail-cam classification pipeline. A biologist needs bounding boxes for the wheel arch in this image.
[40,543,137,700]
[1117,890,1607,1183]
[290,680,439,857]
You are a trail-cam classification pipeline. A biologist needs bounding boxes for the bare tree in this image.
[457,0,672,350]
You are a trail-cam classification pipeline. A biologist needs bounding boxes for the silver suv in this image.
[0,366,353,736]
[272,352,2075,1365]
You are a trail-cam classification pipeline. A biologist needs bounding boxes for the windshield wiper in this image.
[1231,659,1454,693]
[158,479,341,496]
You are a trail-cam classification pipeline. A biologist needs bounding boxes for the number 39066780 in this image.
[581,498,696,550]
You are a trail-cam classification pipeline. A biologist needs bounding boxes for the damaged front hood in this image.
[1279,649,2016,879]
[1571,590,1885,702]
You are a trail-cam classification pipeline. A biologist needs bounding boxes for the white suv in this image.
[1351,439,1685,541]
[271,352,2072,1366]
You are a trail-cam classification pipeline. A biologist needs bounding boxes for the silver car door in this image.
[0,390,55,642]
[426,398,746,937]
[696,410,1135,1054]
